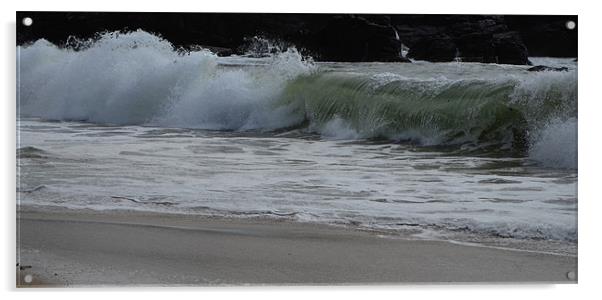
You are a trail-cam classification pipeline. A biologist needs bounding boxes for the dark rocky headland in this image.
[16,12,577,65]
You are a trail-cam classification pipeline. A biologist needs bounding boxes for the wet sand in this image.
[16,207,577,286]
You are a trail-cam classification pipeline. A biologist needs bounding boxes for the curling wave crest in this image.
[18,30,577,168]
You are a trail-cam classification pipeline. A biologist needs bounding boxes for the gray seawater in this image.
[17,31,577,255]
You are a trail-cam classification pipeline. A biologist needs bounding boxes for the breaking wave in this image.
[529,118,577,169]
[17,30,577,168]
[18,30,313,131]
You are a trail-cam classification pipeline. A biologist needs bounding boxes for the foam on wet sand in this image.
[17,207,577,286]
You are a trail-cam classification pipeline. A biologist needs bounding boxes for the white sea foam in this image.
[18,31,578,170]
[529,118,577,169]
[508,71,577,168]
[510,69,577,123]
[318,117,360,140]
[17,119,577,253]
[18,30,314,131]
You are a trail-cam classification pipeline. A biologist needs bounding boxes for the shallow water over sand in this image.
[17,119,577,255]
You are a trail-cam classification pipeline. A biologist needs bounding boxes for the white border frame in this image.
[2,1,598,299]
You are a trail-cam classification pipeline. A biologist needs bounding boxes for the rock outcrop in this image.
[310,16,408,62]
[505,15,577,58]
[16,12,576,64]
[393,15,531,64]
[406,34,457,62]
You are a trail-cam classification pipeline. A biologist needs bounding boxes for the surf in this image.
[17,30,577,168]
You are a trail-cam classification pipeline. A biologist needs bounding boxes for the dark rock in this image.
[394,15,531,65]
[505,15,577,57]
[311,16,407,62]
[17,12,407,63]
[406,34,457,62]
[528,65,569,72]
[15,12,576,64]
[492,32,530,65]
[454,32,495,62]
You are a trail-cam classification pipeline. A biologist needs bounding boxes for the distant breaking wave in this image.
[17,30,577,168]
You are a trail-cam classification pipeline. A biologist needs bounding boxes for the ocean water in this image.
[17,31,577,255]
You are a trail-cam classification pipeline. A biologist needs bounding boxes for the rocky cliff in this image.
[16,12,577,64]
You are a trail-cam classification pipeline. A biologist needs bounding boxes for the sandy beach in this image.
[16,206,577,286]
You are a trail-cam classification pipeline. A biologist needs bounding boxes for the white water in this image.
[18,31,313,131]
[529,118,578,169]
[17,119,577,255]
[18,31,577,169]
[17,31,577,254]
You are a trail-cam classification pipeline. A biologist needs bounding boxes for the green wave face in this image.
[280,71,528,150]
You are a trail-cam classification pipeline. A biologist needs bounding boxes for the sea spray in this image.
[509,71,577,168]
[154,48,314,131]
[317,117,361,140]
[529,118,577,169]
[18,30,314,130]
[18,30,577,168]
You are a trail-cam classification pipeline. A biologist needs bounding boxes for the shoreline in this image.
[17,204,578,257]
[17,206,577,286]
